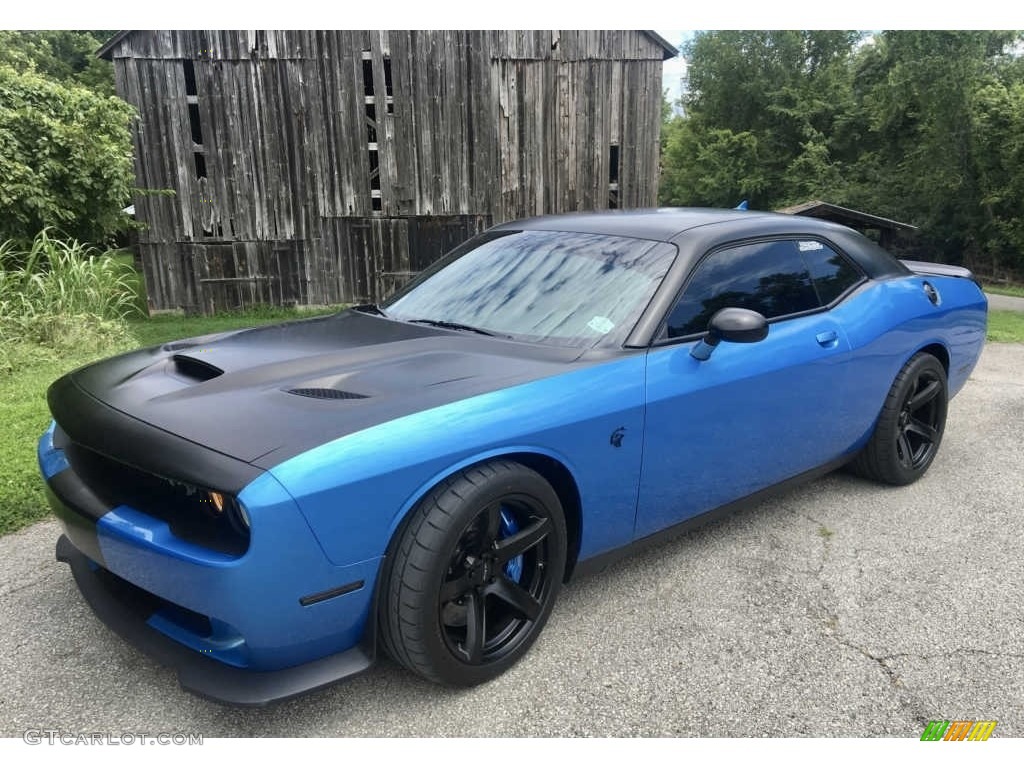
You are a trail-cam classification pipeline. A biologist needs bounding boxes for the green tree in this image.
[971,80,1024,277]
[659,29,1024,274]
[0,31,116,95]
[664,30,860,208]
[660,119,767,206]
[0,66,135,246]
[844,31,1018,262]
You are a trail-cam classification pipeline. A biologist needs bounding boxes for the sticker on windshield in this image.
[798,240,825,251]
[587,316,615,334]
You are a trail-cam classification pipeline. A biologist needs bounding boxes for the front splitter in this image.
[56,535,375,706]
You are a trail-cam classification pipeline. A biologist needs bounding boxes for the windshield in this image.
[382,230,677,348]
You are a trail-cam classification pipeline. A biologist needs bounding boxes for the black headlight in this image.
[204,490,250,538]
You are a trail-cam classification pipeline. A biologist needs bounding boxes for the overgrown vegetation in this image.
[661,31,1024,279]
[0,231,143,374]
[0,30,117,95]
[0,230,144,533]
[0,34,134,247]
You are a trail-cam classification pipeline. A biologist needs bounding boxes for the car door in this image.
[634,237,866,539]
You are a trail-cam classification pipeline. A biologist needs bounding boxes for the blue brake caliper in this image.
[499,507,523,582]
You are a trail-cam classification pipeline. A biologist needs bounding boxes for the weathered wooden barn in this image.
[99,30,675,313]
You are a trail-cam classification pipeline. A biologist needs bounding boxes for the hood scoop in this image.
[172,354,223,382]
[287,387,369,400]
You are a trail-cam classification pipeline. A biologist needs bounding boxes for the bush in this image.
[0,231,142,373]
[0,65,134,246]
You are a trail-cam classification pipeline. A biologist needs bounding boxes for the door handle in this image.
[816,330,839,347]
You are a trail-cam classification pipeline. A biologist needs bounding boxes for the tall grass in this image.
[0,231,143,372]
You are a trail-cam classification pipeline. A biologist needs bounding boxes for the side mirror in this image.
[690,307,769,361]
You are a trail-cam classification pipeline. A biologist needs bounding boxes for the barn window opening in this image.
[183,60,197,96]
[608,143,620,209]
[368,150,380,187]
[365,103,377,144]
[383,56,393,96]
[362,52,374,97]
[184,59,207,182]
[188,104,204,146]
[369,148,381,210]
[363,50,383,213]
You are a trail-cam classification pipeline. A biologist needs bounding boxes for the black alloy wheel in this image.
[438,497,556,666]
[894,367,944,471]
[850,351,948,486]
[380,460,567,686]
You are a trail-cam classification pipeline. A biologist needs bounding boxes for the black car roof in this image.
[493,207,907,281]
[493,208,778,242]
[495,207,774,240]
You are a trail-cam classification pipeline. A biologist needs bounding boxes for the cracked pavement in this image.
[0,344,1021,737]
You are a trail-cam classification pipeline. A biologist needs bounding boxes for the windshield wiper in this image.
[406,318,499,337]
[352,303,389,317]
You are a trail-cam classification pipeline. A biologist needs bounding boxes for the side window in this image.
[664,240,819,338]
[799,241,864,305]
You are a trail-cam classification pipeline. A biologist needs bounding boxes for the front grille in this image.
[62,440,249,556]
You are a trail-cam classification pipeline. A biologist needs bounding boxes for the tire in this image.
[850,351,948,485]
[379,460,567,686]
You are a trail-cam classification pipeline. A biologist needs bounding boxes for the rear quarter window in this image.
[798,240,865,305]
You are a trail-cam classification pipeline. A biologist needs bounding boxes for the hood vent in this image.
[172,354,223,382]
[287,387,369,400]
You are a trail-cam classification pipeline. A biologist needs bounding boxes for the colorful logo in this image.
[920,720,997,741]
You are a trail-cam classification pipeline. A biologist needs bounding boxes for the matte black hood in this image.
[54,311,582,476]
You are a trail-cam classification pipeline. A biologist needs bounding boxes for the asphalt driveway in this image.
[1,343,1021,737]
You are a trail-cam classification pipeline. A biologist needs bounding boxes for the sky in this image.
[7,2,1024,35]
[656,30,692,107]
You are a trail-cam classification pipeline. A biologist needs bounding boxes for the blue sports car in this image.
[39,208,987,704]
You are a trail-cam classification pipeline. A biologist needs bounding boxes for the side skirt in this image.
[571,454,855,580]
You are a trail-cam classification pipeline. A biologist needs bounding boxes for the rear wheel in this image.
[380,460,566,686]
[850,351,948,485]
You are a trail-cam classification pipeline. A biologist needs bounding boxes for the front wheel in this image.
[849,351,948,485]
[379,460,567,686]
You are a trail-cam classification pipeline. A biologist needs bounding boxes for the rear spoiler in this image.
[900,260,982,289]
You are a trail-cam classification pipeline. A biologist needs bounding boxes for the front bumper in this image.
[40,421,382,705]
[56,535,374,706]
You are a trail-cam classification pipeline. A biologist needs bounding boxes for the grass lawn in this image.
[0,306,340,536]
[127,306,339,347]
[983,282,1024,299]
[987,310,1024,342]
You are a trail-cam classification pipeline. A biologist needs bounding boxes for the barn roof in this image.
[96,31,130,59]
[643,31,679,59]
[97,30,677,61]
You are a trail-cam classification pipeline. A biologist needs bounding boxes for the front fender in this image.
[267,354,648,568]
